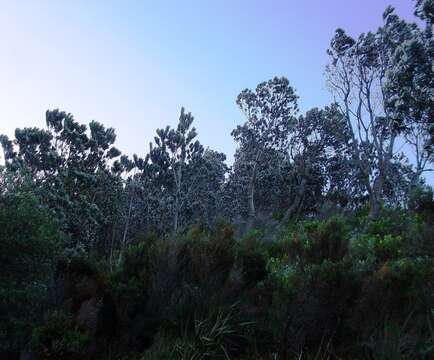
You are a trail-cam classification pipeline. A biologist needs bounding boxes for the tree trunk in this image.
[368,195,381,220]
[173,163,182,234]
[246,166,256,229]
[109,225,116,271]
[368,176,383,220]
[173,195,179,234]
[118,197,133,264]
[280,177,306,226]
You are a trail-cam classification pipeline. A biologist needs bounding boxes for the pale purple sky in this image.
[0,0,431,183]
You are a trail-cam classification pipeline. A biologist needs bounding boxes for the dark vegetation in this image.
[0,1,433,359]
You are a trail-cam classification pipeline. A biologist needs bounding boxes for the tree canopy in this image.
[1,1,433,359]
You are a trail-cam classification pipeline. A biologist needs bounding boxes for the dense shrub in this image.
[0,184,63,356]
[173,306,253,359]
[281,216,350,266]
[31,311,90,360]
[4,207,433,359]
[236,230,269,288]
[409,186,434,224]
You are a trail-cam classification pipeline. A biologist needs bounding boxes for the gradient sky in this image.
[1,0,431,183]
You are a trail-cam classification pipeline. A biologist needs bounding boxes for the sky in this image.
[0,0,431,183]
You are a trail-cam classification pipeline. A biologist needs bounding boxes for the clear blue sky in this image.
[1,0,430,183]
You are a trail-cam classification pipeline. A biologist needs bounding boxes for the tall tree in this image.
[232,77,298,227]
[225,147,291,222]
[325,7,425,218]
[281,104,355,223]
[0,110,123,250]
[0,174,63,354]
[149,107,204,233]
[185,149,228,227]
[385,2,434,185]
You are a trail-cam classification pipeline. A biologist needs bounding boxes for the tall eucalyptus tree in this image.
[325,6,430,217]
[232,77,298,227]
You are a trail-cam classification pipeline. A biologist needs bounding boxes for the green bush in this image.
[266,257,298,297]
[31,311,90,360]
[375,257,433,303]
[0,184,63,354]
[173,306,253,359]
[351,233,405,264]
[1,190,431,359]
[188,224,236,285]
[409,186,434,223]
[279,216,350,268]
[237,230,269,288]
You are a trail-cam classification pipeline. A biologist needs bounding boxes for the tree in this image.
[225,146,291,223]
[281,104,355,223]
[325,8,424,218]
[0,172,63,355]
[232,77,298,227]
[385,2,434,184]
[149,107,204,233]
[414,0,434,25]
[185,149,228,228]
[0,110,124,250]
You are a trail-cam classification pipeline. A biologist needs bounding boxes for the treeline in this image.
[0,2,433,359]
